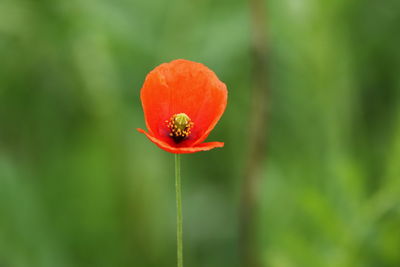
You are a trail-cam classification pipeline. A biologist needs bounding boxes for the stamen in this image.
[166,113,194,143]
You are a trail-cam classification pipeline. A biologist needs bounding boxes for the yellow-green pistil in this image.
[166,113,194,143]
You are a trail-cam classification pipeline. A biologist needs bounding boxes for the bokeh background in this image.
[1,0,400,266]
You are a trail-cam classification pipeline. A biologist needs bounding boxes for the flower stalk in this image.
[175,154,183,267]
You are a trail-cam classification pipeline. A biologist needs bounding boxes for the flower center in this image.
[166,113,194,143]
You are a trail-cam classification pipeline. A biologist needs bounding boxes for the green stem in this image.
[175,154,183,267]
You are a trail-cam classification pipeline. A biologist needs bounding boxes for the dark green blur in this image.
[1,0,399,266]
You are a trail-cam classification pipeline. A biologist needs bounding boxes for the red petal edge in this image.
[137,128,224,154]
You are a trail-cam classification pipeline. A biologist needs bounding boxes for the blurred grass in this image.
[0,0,400,267]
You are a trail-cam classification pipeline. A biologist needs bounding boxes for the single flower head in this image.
[137,59,228,154]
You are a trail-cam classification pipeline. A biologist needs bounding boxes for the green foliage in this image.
[0,0,399,266]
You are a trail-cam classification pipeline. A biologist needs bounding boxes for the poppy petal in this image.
[137,128,224,154]
[140,59,227,146]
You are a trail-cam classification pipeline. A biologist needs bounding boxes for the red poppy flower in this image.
[137,59,228,154]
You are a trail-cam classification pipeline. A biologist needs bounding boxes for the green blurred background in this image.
[1,0,400,266]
